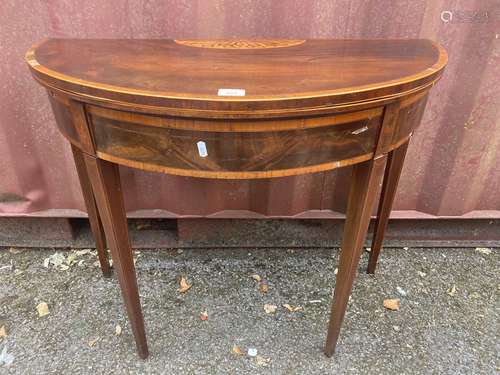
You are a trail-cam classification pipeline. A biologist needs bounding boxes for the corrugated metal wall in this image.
[1,1,499,219]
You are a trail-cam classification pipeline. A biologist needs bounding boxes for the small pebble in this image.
[475,247,492,255]
[247,347,258,357]
[396,287,407,297]
[308,300,323,304]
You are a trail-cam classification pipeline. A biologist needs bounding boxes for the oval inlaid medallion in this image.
[174,39,305,49]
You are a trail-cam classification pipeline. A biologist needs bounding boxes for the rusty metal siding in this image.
[1,0,499,218]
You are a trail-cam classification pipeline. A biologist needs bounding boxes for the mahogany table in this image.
[25,39,447,359]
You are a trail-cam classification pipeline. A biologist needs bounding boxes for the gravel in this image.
[0,246,498,374]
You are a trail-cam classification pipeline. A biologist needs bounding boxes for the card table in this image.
[25,38,447,359]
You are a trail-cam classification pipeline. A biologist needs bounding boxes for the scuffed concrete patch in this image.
[0,247,497,374]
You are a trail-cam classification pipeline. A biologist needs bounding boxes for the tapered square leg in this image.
[367,141,409,274]
[71,145,111,277]
[324,156,386,357]
[82,155,149,359]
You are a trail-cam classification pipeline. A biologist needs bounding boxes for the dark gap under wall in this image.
[0,218,498,249]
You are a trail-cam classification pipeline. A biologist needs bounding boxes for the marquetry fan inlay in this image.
[174,39,305,49]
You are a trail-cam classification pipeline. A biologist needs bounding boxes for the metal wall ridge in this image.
[1,1,499,219]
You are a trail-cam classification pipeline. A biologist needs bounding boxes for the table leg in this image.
[324,156,386,357]
[71,145,111,277]
[82,155,149,359]
[367,141,409,274]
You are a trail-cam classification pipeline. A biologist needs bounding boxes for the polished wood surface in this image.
[25,39,447,360]
[27,38,446,117]
[367,141,410,274]
[71,145,111,277]
[89,107,382,178]
[47,90,427,179]
[83,154,149,359]
[325,155,387,356]
[174,39,306,49]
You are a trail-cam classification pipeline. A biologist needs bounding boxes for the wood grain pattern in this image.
[38,78,436,120]
[48,94,81,147]
[71,145,111,277]
[324,156,387,356]
[391,94,429,144]
[174,39,305,49]
[83,155,149,359]
[367,141,410,274]
[374,101,401,156]
[86,105,384,132]
[67,100,95,155]
[89,109,382,178]
[26,39,447,118]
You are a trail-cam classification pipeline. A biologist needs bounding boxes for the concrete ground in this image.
[0,246,497,374]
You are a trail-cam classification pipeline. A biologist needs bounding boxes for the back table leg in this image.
[367,141,410,274]
[71,145,111,277]
[83,155,149,359]
[324,156,386,357]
